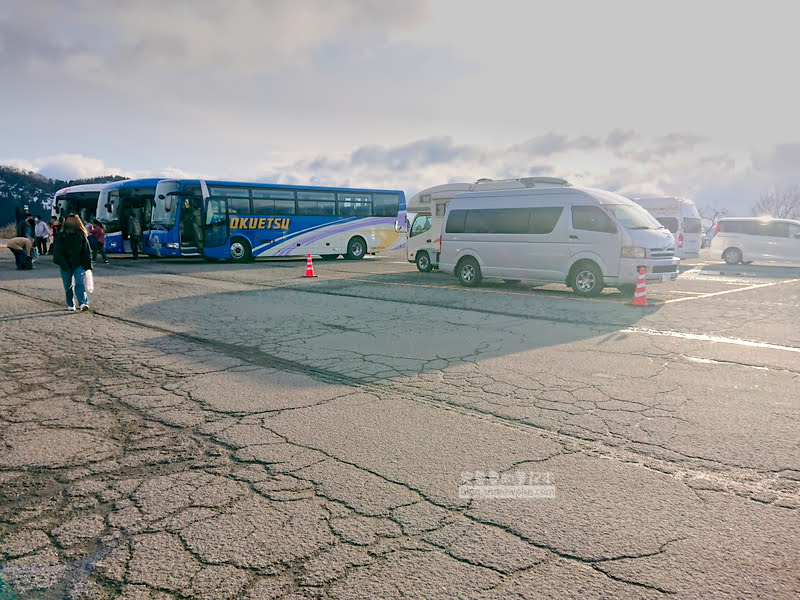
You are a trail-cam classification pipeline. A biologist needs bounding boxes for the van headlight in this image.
[621,246,646,259]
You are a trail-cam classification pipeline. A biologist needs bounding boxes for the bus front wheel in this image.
[229,238,252,263]
[345,237,367,260]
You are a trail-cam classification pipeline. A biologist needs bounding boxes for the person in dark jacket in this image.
[52,214,93,311]
[16,213,33,238]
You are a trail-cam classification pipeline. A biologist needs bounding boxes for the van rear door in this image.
[569,205,621,278]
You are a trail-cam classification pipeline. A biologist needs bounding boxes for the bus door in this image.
[179,185,204,254]
[202,196,229,256]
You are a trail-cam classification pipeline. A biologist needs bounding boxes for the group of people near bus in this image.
[7,212,109,311]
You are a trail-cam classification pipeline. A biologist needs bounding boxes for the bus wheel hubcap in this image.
[231,243,244,258]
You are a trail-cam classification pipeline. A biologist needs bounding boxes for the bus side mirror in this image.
[105,203,112,212]
[394,220,402,232]
[164,198,172,212]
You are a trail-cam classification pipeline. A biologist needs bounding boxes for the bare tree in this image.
[699,203,728,237]
[752,186,800,219]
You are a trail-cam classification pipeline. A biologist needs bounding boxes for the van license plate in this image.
[662,273,671,282]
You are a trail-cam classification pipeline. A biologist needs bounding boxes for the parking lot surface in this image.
[1,249,798,599]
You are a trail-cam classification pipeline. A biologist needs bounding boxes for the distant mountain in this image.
[0,165,127,226]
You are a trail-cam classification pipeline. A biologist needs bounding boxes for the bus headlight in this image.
[621,246,646,259]
[167,243,179,248]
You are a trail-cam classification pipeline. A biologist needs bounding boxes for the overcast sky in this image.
[2,0,798,214]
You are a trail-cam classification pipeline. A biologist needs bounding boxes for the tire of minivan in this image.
[722,247,742,265]
[569,261,603,297]
[456,257,482,287]
[416,251,433,272]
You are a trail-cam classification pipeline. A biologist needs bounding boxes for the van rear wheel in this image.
[722,247,742,265]
[569,261,603,297]
[456,257,481,287]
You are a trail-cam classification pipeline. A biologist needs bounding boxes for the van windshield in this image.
[605,204,664,230]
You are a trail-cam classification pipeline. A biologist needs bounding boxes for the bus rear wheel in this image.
[345,237,366,260]
[229,238,252,263]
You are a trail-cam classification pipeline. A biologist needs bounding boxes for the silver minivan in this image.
[439,187,680,296]
[710,217,800,264]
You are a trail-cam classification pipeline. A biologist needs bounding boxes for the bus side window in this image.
[205,198,227,225]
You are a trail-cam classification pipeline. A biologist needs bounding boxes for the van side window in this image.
[445,210,467,233]
[464,208,530,234]
[788,223,800,238]
[571,206,617,234]
[530,207,563,234]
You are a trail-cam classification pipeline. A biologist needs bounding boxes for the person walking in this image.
[88,219,109,264]
[6,237,34,270]
[34,216,51,255]
[128,210,142,259]
[52,214,92,311]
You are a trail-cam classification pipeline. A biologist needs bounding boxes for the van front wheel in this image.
[456,257,481,287]
[722,248,742,265]
[570,262,603,297]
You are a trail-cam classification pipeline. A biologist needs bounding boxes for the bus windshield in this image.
[606,204,664,230]
[151,181,181,228]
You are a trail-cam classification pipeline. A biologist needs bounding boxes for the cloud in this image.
[0,154,199,182]
[1,0,430,76]
[6,133,797,219]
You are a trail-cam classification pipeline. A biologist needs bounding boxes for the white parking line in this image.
[625,327,800,353]
[660,279,800,304]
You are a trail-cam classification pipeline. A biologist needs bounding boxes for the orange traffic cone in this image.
[626,267,649,307]
[302,254,318,278]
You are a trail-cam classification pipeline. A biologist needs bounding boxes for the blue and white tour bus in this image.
[147,179,406,262]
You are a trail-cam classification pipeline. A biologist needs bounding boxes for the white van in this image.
[630,197,703,259]
[407,177,570,272]
[439,186,679,296]
[710,217,800,264]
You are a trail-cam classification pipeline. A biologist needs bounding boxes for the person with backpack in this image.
[88,219,109,264]
[52,214,92,311]
[7,237,34,270]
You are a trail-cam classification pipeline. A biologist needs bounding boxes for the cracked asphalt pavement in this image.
[0,249,798,599]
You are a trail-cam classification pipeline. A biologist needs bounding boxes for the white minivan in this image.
[710,217,800,264]
[439,186,680,296]
[630,197,703,259]
[407,177,570,272]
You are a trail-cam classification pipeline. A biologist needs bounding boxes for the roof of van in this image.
[451,186,632,206]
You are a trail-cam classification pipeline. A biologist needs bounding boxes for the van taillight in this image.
[678,233,683,248]
[714,222,720,236]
